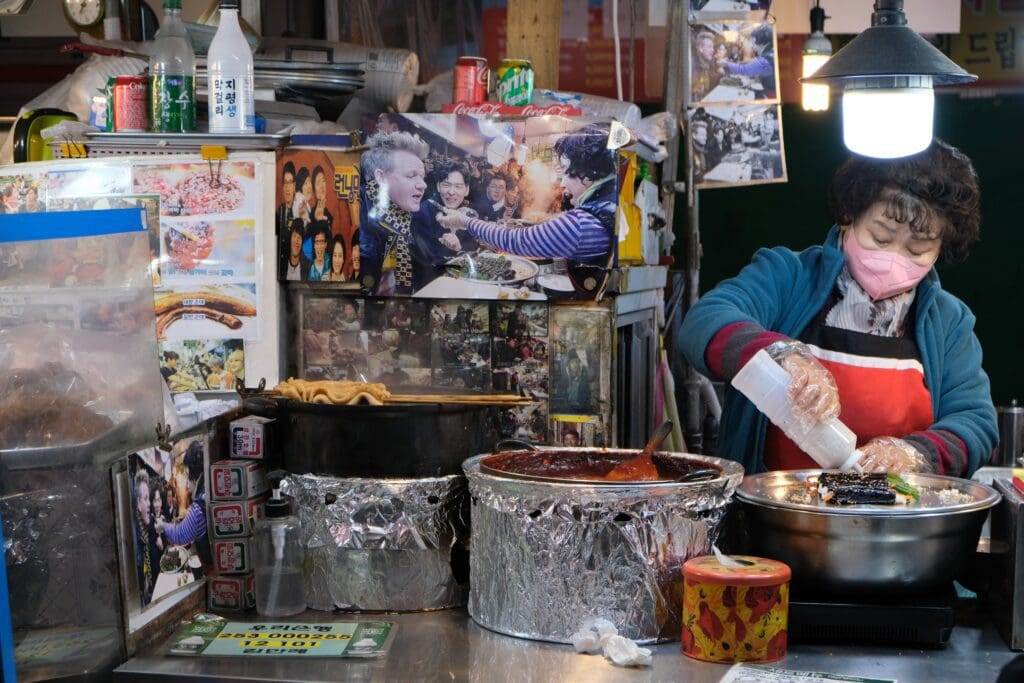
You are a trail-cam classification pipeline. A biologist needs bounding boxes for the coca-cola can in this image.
[112,75,149,132]
[453,56,490,105]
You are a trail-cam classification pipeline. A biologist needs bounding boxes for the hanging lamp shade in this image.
[800,0,976,158]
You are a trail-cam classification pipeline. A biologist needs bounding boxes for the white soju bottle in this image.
[206,0,255,134]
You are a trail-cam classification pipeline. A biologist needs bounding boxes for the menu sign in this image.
[168,620,394,658]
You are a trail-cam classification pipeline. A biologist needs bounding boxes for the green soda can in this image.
[497,59,534,107]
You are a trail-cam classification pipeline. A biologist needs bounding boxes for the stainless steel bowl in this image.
[736,470,1001,596]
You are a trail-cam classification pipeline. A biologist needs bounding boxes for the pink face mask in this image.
[843,230,932,301]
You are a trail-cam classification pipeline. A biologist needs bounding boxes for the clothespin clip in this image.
[60,134,87,159]
[201,145,228,188]
[155,422,172,451]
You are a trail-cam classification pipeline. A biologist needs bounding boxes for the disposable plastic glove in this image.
[857,437,928,473]
[765,340,841,425]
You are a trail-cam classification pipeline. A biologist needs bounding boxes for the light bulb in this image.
[842,85,934,158]
[801,53,830,111]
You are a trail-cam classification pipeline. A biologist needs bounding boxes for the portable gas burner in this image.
[788,585,957,648]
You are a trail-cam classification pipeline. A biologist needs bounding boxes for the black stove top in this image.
[788,586,958,648]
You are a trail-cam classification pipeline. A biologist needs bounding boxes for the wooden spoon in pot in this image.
[604,421,673,481]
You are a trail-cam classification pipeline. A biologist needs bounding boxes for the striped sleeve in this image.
[162,503,207,545]
[705,321,789,381]
[904,429,969,477]
[466,209,609,261]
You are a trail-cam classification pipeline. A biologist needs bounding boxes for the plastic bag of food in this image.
[0,205,163,465]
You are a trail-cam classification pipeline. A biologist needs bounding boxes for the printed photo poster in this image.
[358,114,619,300]
[128,434,211,609]
[301,295,369,381]
[491,301,550,443]
[43,194,161,289]
[688,20,779,106]
[430,300,491,391]
[46,163,132,201]
[0,171,46,214]
[690,0,770,14]
[277,148,361,286]
[691,104,786,189]
[137,160,261,347]
[154,283,258,342]
[549,305,612,444]
[159,339,244,393]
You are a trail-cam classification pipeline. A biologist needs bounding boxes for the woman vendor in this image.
[679,140,997,477]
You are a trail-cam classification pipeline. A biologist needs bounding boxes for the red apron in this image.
[764,296,934,471]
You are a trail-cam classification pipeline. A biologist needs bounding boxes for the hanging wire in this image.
[612,0,624,100]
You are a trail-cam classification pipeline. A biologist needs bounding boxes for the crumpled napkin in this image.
[569,618,652,667]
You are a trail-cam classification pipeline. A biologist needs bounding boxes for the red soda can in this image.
[112,75,150,132]
[453,56,490,105]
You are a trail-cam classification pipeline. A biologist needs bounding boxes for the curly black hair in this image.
[829,139,980,264]
[433,159,471,187]
[184,440,204,482]
[553,123,615,182]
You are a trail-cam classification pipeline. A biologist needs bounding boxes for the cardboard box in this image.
[211,459,269,501]
[213,538,255,574]
[230,415,275,460]
[210,496,268,538]
[207,573,255,610]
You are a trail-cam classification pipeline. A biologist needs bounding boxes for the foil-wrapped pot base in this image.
[464,453,741,643]
[282,473,469,612]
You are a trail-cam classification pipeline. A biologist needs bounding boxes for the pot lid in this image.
[736,469,999,516]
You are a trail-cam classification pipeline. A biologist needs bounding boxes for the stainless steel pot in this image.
[736,470,1000,596]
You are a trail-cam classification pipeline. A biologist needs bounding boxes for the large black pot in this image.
[253,397,498,478]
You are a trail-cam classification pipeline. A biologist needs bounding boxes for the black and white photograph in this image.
[690,104,786,188]
[496,402,549,444]
[549,307,611,417]
[301,296,368,380]
[550,417,607,448]
[689,20,778,106]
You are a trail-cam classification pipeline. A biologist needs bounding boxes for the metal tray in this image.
[84,131,289,149]
[737,469,1000,516]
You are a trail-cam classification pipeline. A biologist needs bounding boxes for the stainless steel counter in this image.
[115,603,1019,683]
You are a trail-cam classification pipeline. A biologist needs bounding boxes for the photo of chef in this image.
[0,173,46,214]
[129,435,210,608]
[549,306,611,418]
[302,296,368,380]
[691,104,786,188]
[689,20,779,105]
[277,149,360,285]
[158,339,244,392]
[359,114,619,299]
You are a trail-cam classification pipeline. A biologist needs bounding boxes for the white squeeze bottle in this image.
[206,0,254,134]
[732,349,864,471]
